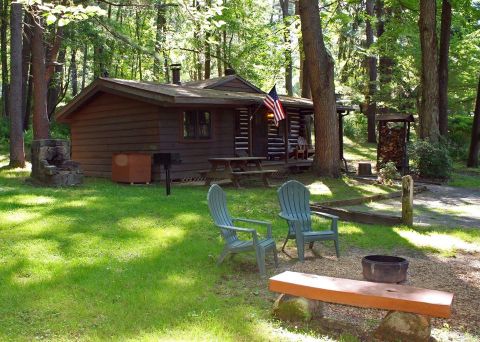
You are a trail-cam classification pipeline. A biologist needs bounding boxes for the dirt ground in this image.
[345,184,480,229]
[278,246,480,341]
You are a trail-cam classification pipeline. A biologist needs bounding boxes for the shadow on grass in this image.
[0,177,276,340]
[1,165,479,340]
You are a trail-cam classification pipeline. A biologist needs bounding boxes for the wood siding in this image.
[69,92,235,181]
[155,108,235,180]
[70,93,160,178]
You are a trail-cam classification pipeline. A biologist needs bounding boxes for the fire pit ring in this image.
[362,255,409,283]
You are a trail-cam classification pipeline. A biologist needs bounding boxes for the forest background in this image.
[0,0,479,167]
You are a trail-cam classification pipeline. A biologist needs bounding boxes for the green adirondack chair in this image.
[207,184,278,276]
[277,180,340,262]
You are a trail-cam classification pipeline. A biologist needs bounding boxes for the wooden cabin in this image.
[56,73,315,181]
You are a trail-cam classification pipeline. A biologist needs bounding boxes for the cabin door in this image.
[252,111,268,157]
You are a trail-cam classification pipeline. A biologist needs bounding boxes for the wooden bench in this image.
[269,271,454,340]
[231,170,276,188]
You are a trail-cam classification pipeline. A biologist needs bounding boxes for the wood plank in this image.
[73,128,159,139]
[73,136,159,146]
[72,119,158,132]
[269,271,453,318]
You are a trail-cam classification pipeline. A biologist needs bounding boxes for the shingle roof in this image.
[55,77,315,121]
[184,74,264,93]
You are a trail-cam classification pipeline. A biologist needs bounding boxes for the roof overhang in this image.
[55,77,315,123]
[55,78,175,122]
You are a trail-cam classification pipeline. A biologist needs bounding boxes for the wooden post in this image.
[402,175,414,227]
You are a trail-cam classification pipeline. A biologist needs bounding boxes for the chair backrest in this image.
[207,184,238,243]
[277,180,312,234]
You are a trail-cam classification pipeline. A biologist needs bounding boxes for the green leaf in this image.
[45,13,57,25]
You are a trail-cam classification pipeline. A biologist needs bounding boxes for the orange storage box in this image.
[112,153,152,184]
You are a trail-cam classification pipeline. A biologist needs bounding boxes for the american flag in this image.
[263,85,286,126]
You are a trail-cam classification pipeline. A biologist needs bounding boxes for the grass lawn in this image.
[1,149,479,341]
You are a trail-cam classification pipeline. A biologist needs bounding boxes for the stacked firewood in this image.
[377,123,406,169]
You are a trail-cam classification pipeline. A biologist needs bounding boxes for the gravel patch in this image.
[344,184,480,228]
[285,246,480,340]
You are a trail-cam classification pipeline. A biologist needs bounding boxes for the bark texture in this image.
[365,0,377,143]
[9,2,25,167]
[418,0,440,142]
[31,18,49,139]
[22,13,33,131]
[280,0,293,96]
[438,0,452,137]
[467,75,480,167]
[299,0,340,177]
[70,49,78,96]
[1,0,8,117]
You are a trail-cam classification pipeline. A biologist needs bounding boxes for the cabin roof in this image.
[184,74,264,93]
[376,114,415,122]
[55,77,315,122]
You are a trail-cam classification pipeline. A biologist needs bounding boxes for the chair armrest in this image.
[218,224,259,243]
[217,225,255,234]
[312,211,339,220]
[278,212,300,221]
[311,211,339,234]
[232,217,270,226]
[231,218,272,238]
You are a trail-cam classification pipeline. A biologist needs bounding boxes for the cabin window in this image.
[183,111,211,139]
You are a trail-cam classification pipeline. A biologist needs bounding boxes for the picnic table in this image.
[201,157,277,188]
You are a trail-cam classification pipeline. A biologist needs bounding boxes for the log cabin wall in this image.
[70,93,160,178]
[156,107,235,180]
[266,107,305,160]
[234,107,250,155]
[69,92,235,181]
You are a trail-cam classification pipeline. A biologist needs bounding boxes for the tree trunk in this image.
[81,44,87,89]
[1,0,9,117]
[9,2,25,167]
[299,0,340,178]
[154,2,166,81]
[216,34,222,77]
[24,54,33,131]
[31,18,49,139]
[418,0,440,142]
[280,0,293,96]
[467,75,480,167]
[365,0,377,143]
[22,12,33,131]
[438,0,452,137]
[296,1,310,99]
[376,1,394,90]
[70,49,78,96]
[47,46,65,118]
[204,36,211,79]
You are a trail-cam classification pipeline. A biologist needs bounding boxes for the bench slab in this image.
[269,271,453,318]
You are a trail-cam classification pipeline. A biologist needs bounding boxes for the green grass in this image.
[449,164,480,188]
[343,137,377,161]
[1,149,479,341]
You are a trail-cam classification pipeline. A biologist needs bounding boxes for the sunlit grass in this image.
[0,147,479,341]
[343,137,377,161]
[396,229,480,254]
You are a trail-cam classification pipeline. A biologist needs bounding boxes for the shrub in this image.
[378,161,400,185]
[448,115,473,161]
[409,139,453,179]
[343,113,368,141]
[0,117,9,146]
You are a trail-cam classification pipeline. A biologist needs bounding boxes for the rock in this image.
[272,294,324,322]
[374,311,431,342]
